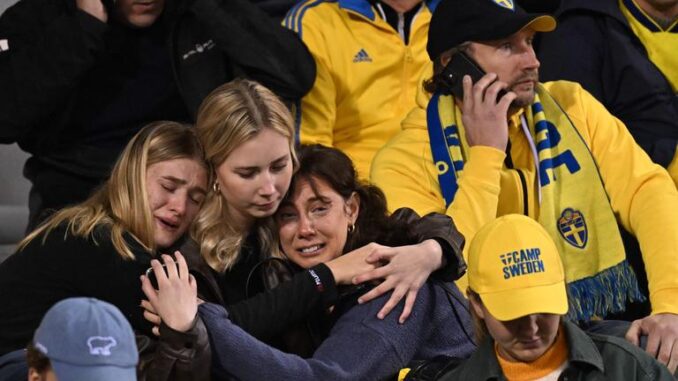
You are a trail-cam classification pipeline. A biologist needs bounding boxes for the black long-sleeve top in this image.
[0,208,465,356]
[0,0,315,191]
[0,224,332,356]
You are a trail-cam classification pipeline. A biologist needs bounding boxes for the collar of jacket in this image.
[338,0,440,21]
[465,320,604,380]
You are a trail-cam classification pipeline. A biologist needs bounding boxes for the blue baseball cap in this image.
[33,298,138,381]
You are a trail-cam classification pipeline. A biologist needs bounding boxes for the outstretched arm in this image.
[348,208,465,323]
[198,284,446,381]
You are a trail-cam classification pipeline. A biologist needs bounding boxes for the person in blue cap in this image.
[27,297,138,381]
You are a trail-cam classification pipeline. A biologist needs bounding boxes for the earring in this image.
[347,223,355,234]
[213,181,220,193]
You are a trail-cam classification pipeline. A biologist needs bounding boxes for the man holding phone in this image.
[0,0,314,231]
[371,0,678,373]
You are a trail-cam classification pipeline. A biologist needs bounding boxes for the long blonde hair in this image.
[193,79,297,273]
[17,122,209,260]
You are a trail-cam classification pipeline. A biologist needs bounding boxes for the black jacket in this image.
[538,0,678,167]
[0,0,315,177]
[0,225,210,380]
[439,320,674,381]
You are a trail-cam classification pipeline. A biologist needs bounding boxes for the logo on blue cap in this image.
[33,298,138,381]
[87,336,118,356]
[491,0,515,11]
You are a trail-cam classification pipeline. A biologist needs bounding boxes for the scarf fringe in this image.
[567,260,646,322]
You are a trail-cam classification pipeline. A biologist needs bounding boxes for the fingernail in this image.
[358,298,364,304]
[378,314,384,320]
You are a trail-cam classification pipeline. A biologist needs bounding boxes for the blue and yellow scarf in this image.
[427,86,645,322]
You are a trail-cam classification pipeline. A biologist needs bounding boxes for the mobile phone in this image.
[439,52,507,101]
[145,262,180,290]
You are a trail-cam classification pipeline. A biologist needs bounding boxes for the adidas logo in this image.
[352,49,372,63]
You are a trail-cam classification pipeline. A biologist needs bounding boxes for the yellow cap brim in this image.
[523,15,557,33]
[479,281,568,321]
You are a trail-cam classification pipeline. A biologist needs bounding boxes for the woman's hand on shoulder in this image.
[325,243,381,285]
[140,251,198,333]
[352,239,443,324]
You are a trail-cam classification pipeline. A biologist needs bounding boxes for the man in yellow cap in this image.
[371,0,678,372]
[438,215,673,380]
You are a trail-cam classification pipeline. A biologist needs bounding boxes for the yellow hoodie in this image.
[284,0,436,178]
[371,72,678,315]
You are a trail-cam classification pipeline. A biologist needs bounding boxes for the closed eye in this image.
[237,170,256,179]
[311,206,328,214]
[277,206,297,221]
[271,162,288,173]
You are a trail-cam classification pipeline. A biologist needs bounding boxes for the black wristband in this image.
[307,263,339,308]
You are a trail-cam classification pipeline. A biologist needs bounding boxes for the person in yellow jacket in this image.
[371,0,678,373]
[283,0,436,178]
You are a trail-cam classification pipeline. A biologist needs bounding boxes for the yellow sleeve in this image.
[567,84,678,315]
[666,147,678,188]
[444,146,505,290]
[369,131,446,217]
[283,7,335,147]
[371,99,506,289]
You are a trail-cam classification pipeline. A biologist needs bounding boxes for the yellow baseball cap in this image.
[468,215,568,321]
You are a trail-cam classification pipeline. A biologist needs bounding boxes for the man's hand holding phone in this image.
[439,52,516,151]
[460,72,516,151]
[140,251,198,333]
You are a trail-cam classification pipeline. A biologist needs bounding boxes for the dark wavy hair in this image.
[26,342,51,374]
[285,144,415,252]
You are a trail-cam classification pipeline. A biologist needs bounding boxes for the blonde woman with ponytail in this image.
[0,122,212,379]
[152,80,465,348]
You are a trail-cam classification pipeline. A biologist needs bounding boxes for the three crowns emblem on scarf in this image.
[557,208,588,249]
[491,0,515,11]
